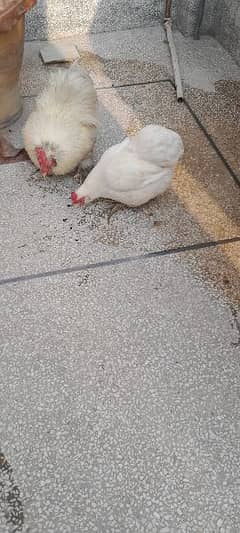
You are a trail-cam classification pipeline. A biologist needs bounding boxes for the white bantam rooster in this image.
[23,63,98,177]
[71,125,184,208]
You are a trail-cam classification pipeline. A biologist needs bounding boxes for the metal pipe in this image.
[164,0,183,102]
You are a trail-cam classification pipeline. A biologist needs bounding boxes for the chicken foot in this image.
[106,203,125,225]
[31,167,41,178]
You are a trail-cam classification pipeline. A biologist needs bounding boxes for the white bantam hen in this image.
[71,125,184,207]
[23,63,98,177]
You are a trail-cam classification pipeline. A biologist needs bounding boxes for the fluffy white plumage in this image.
[72,125,184,207]
[23,63,98,175]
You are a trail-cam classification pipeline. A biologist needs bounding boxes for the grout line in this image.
[0,236,239,287]
[99,79,172,90]
[22,79,172,99]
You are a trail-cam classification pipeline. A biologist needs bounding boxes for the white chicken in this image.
[71,125,184,208]
[23,63,98,177]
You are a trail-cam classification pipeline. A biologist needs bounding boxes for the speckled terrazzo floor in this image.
[0,21,240,533]
[185,80,240,178]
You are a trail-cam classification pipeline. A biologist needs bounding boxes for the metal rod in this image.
[164,20,183,101]
[164,1,184,101]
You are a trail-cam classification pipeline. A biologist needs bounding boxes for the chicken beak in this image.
[71,192,86,206]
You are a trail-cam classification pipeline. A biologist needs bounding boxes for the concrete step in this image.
[25,0,161,41]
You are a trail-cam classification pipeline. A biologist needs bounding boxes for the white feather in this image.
[73,125,184,207]
[23,63,98,175]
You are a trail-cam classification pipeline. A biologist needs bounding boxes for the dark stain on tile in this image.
[77,271,90,287]
[230,306,240,347]
[182,242,240,307]
[0,451,24,532]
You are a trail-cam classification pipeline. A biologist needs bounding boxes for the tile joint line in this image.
[0,236,239,287]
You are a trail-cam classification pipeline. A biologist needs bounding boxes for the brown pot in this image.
[0,14,24,127]
[0,0,36,128]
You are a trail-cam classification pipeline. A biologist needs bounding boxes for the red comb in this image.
[36,147,46,161]
[36,147,44,156]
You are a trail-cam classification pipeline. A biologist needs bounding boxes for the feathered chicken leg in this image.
[73,151,94,184]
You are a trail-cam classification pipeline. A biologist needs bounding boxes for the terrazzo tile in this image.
[174,32,240,93]
[0,243,240,532]
[21,26,171,97]
[21,26,240,98]
[25,0,161,40]
[185,80,240,179]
